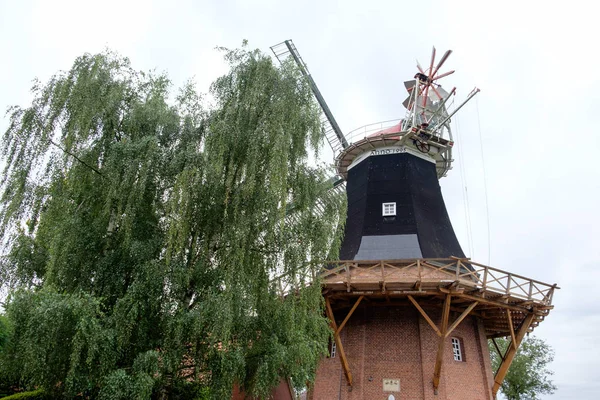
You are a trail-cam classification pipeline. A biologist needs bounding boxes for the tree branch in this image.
[49,139,103,177]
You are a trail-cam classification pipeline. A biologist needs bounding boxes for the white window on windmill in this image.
[451,337,464,362]
[382,202,396,216]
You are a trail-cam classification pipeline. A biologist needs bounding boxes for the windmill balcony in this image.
[318,257,558,339]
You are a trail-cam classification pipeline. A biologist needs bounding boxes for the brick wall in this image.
[309,305,493,400]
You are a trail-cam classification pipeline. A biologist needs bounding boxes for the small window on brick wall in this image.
[382,202,396,216]
[451,337,464,362]
[329,340,337,358]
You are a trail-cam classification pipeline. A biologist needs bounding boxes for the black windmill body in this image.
[340,151,463,261]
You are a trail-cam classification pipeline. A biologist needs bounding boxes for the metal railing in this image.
[344,119,404,145]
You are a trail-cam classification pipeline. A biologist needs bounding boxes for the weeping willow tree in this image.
[0,45,345,399]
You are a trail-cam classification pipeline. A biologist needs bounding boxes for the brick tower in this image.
[270,42,558,400]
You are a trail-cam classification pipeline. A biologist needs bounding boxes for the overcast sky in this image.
[1,0,598,398]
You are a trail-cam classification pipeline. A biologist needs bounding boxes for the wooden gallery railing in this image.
[319,257,557,306]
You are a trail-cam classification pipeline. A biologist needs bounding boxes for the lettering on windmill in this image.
[371,147,407,156]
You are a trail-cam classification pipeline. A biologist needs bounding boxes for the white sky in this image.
[0,0,598,398]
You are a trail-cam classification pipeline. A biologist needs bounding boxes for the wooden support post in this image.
[408,295,442,337]
[336,295,364,335]
[492,313,535,397]
[506,309,517,350]
[325,297,353,387]
[346,264,352,292]
[445,302,478,338]
[433,294,452,392]
[491,338,504,360]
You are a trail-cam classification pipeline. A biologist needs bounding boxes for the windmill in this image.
[270,40,557,400]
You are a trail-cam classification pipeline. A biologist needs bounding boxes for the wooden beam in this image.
[491,338,504,361]
[487,332,512,340]
[448,292,531,312]
[439,286,464,294]
[329,288,533,313]
[408,295,442,337]
[506,309,517,350]
[325,297,353,386]
[492,313,535,397]
[445,301,478,338]
[450,297,478,304]
[433,294,452,391]
[336,295,364,335]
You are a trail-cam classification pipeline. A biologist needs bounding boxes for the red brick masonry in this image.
[309,306,494,400]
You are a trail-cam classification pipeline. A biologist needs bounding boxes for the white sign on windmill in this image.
[383,378,400,392]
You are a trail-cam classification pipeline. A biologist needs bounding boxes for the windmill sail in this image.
[271,40,348,155]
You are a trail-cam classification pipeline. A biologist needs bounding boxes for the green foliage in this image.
[489,336,556,400]
[164,381,211,400]
[0,45,345,399]
[0,315,10,351]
